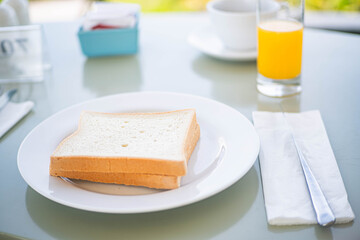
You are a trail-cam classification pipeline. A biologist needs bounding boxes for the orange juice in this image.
[257,20,303,80]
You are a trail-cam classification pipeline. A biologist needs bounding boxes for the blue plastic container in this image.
[78,22,138,57]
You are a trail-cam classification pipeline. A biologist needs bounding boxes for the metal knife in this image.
[0,89,17,111]
[280,107,336,227]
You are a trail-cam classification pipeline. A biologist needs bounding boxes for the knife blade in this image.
[0,89,17,111]
[279,106,336,227]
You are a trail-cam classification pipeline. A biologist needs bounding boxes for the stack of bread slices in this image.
[50,109,200,189]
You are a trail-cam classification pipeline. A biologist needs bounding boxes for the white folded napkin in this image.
[0,101,34,138]
[253,110,355,226]
[83,12,137,31]
[83,2,140,31]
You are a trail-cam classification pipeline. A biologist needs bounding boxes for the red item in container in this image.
[91,24,120,30]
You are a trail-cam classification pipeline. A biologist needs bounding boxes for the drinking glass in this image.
[256,0,304,97]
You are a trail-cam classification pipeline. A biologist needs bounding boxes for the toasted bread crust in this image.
[51,170,181,189]
[50,156,187,176]
[184,111,200,162]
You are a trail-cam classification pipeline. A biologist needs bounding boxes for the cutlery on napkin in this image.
[253,110,355,226]
[279,107,335,227]
[0,89,34,138]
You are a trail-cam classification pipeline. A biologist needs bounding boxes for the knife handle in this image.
[293,139,336,227]
[0,89,17,111]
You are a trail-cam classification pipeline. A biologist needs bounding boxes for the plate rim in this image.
[17,91,260,213]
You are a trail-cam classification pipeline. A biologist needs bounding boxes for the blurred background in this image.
[2,0,360,32]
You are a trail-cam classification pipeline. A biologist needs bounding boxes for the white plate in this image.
[18,92,259,213]
[188,26,257,61]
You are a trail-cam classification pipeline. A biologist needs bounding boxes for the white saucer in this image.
[188,26,257,61]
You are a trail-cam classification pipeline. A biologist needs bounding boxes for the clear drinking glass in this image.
[0,25,50,83]
[256,0,304,97]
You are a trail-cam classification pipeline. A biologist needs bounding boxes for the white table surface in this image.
[0,12,359,240]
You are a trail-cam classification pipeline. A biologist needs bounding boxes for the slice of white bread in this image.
[51,170,181,189]
[50,109,200,180]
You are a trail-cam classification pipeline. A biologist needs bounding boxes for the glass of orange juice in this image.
[256,0,304,97]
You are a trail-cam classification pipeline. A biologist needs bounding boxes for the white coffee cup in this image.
[5,0,30,25]
[207,0,279,51]
[0,2,19,27]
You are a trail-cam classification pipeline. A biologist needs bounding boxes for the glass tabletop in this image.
[0,13,359,240]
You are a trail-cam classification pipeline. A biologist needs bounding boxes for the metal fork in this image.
[0,89,17,111]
